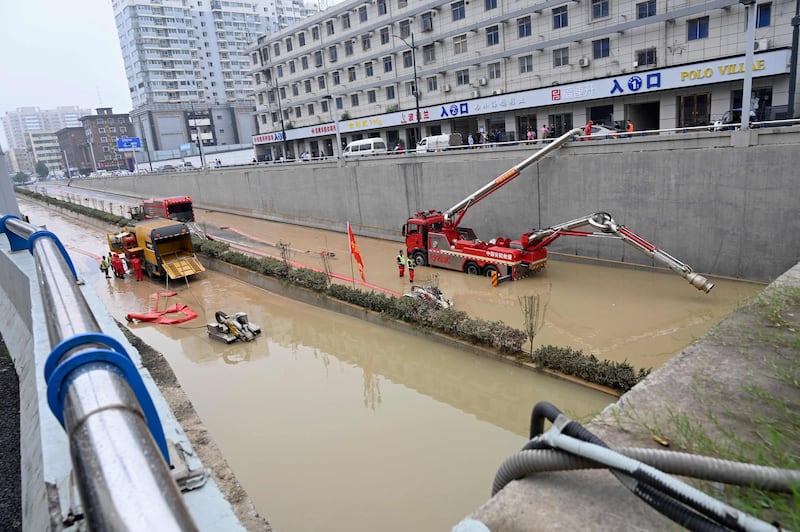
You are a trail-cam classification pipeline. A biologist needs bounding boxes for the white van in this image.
[416,133,463,153]
[343,138,388,157]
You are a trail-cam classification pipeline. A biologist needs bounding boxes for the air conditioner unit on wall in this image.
[471,90,480,98]
[754,38,769,51]
[442,84,451,92]
[578,57,590,67]
[478,77,487,86]
[492,89,503,95]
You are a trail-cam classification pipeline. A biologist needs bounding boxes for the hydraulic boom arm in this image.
[444,127,583,228]
[524,212,714,293]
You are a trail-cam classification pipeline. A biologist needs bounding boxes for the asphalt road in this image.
[0,339,22,531]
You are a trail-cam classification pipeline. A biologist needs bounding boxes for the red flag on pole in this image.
[347,221,366,282]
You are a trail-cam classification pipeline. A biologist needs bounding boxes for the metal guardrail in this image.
[0,214,198,531]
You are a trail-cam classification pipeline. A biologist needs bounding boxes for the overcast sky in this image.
[0,0,132,148]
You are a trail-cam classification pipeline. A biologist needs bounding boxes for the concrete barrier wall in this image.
[76,127,800,282]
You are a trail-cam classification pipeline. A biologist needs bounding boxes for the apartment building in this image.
[1,106,91,173]
[79,108,135,172]
[27,131,65,178]
[112,0,319,159]
[249,0,797,160]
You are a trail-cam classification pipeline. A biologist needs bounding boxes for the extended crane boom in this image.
[445,128,583,227]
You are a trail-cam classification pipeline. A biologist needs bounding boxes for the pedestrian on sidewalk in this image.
[407,255,415,283]
[131,255,144,281]
[397,249,405,277]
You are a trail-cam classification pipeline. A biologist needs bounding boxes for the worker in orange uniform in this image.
[397,249,405,277]
[111,254,125,279]
[407,255,415,283]
[583,119,593,140]
[626,120,635,135]
[131,255,144,281]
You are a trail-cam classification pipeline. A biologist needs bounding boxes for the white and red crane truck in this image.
[402,128,714,293]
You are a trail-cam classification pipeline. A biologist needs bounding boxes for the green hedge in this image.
[17,187,650,392]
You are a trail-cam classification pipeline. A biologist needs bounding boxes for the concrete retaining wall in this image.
[75,127,800,282]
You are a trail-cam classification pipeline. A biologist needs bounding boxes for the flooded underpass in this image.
[17,193,764,531]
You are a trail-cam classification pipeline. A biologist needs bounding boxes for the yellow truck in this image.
[107,218,205,280]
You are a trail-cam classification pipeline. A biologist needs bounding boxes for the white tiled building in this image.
[111,0,320,157]
[249,0,797,160]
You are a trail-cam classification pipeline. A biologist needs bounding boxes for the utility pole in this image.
[393,32,422,144]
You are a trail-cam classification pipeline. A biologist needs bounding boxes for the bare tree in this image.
[519,294,546,364]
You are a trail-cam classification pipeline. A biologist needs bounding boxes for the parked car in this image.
[585,124,620,139]
[711,108,758,131]
[158,164,177,172]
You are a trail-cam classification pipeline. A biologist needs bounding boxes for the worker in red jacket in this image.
[111,254,125,278]
[131,255,144,281]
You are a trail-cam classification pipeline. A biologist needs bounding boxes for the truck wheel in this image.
[465,262,480,275]
[412,251,427,266]
[483,265,498,277]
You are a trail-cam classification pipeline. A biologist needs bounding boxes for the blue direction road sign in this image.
[117,137,142,150]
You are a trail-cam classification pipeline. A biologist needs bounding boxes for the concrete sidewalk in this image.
[464,263,799,531]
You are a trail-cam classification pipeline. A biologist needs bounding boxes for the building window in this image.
[312,26,320,40]
[328,46,338,62]
[304,80,312,92]
[422,12,433,32]
[553,6,568,29]
[292,84,299,96]
[426,76,438,91]
[345,40,354,56]
[383,56,393,72]
[519,55,533,73]
[518,16,532,38]
[756,3,771,27]
[301,56,309,70]
[277,65,283,77]
[423,43,436,64]
[454,34,468,54]
[321,100,329,113]
[336,97,343,110]
[273,43,280,56]
[486,25,499,46]
[280,87,286,99]
[318,76,326,89]
[333,71,341,85]
[403,50,413,68]
[687,16,709,40]
[368,90,377,103]
[358,6,367,22]
[398,0,407,7]
[351,94,360,106]
[451,1,465,21]
[377,0,387,15]
[98,127,106,133]
[365,61,374,76]
[553,47,569,67]
[289,60,296,74]
[636,0,656,19]
[636,47,657,66]
[386,86,396,99]
[295,106,302,118]
[399,19,411,38]
[348,67,357,82]
[381,27,390,44]
[120,126,127,133]
[488,62,501,79]
[100,136,108,142]
[406,81,415,96]
[456,69,470,85]
[342,13,351,29]
[109,127,116,133]
[593,38,610,59]
[307,103,315,115]
[592,0,609,19]
[362,35,371,51]
[485,0,497,9]
[314,51,323,67]
[285,38,293,52]
[326,20,335,36]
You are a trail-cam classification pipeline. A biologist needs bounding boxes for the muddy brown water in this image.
[17,193,763,531]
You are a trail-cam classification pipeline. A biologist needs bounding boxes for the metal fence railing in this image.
[0,214,198,531]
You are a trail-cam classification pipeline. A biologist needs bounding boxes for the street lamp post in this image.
[323,95,342,160]
[393,32,422,144]
[273,80,289,160]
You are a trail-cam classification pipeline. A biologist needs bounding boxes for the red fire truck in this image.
[130,196,195,222]
[402,128,714,293]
